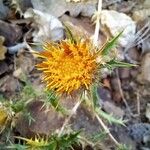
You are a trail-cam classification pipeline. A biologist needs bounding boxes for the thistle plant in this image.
[30,1,134,149]
[32,25,134,149]
[6,0,135,149]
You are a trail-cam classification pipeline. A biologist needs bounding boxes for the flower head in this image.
[36,39,99,94]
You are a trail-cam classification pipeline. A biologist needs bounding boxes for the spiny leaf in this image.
[45,91,67,114]
[14,136,49,149]
[117,144,132,150]
[90,131,107,142]
[91,84,100,109]
[95,108,126,126]
[101,31,123,55]
[7,144,28,150]
[53,131,81,150]
[107,59,137,69]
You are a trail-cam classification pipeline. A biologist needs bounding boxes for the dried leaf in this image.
[0,106,10,133]
[0,36,7,60]
[0,20,22,46]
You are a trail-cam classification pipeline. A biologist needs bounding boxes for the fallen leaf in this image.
[15,52,35,76]
[103,78,111,89]
[0,75,21,98]
[0,36,7,60]
[0,20,22,46]
[0,105,11,133]
[137,53,150,84]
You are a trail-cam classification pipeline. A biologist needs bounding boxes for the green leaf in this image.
[62,23,77,44]
[101,31,123,55]
[91,84,100,109]
[95,108,126,126]
[107,59,136,69]
[48,141,57,150]
[91,131,107,142]
[117,144,132,150]
[55,131,81,150]
[7,144,28,150]
[45,91,67,114]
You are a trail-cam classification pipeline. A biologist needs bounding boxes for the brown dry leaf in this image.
[0,75,21,98]
[0,106,10,133]
[0,36,7,60]
[15,52,35,76]
[137,53,150,84]
[103,78,111,89]
[0,20,22,46]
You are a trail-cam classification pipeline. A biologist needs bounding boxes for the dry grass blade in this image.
[124,21,150,53]
[124,20,150,63]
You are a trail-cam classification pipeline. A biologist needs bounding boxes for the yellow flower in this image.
[36,39,99,94]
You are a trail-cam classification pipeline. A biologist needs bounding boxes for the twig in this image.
[93,0,102,47]
[95,113,120,146]
[58,100,82,137]
[92,0,120,147]
[79,136,94,147]
[115,69,134,116]
[136,90,140,116]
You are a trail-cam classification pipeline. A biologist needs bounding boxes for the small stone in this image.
[130,68,138,78]
[15,101,65,137]
[127,47,140,61]
[128,123,150,144]
[110,77,120,91]
[118,68,130,79]
[97,87,112,102]
[0,20,22,46]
